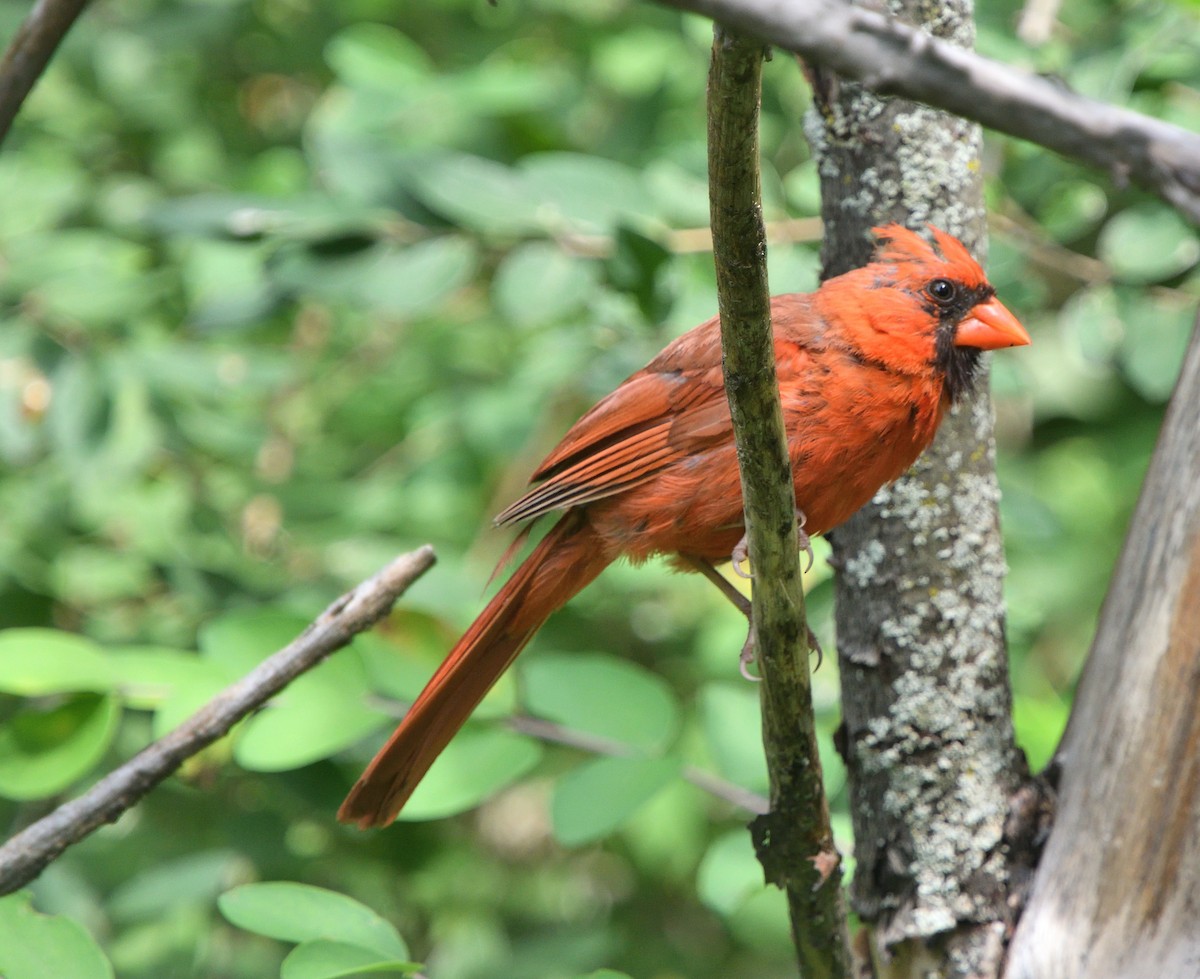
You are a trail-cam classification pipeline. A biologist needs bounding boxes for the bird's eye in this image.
[927,279,958,305]
[927,279,957,305]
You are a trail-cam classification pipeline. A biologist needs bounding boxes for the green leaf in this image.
[696,830,765,916]
[1013,693,1070,774]
[522,653,679,752]
[4,230,157,328]
[0,154,88,239]
[198,609,311,677]
[409,155,541,235]
[282,940,421,979]
[518,153,652,234]
[605,226,673,323]
[492,242,596,328]
[50,546,155,606]
[592,28,686,96]
[177,238,276,331]
[0,693,120,799]
[698,683,769,794]
[108,850,242,922]
[234,653,384,771]
[274,238,478,317]
[361,238,478,316]
[0,629,112,695]
[109,647,226,710]
[325,24,431,90]
[1038,180,1108,241]
[45,357,105,468]
[1117,290,1194,402]
[218,883,408,960]
[0,893,112,979]
[399,728,543,821]
[551,755,682,846]
[1098,204,1200,283]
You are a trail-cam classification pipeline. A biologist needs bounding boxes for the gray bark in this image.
[1005,315,1200,979]
[805,2,1028,974]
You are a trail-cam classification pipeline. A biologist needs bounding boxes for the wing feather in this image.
[495,361,730,527]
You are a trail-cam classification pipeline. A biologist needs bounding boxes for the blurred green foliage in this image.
[0,0,1197,975]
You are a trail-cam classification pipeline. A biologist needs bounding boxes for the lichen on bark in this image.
[804,0,1028,971]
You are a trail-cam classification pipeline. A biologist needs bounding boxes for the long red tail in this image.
[338,512,610,828]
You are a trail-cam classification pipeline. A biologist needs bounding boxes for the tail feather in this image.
[338,513,609,828]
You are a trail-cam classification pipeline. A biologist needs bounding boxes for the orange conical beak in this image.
[954,297,1031,351]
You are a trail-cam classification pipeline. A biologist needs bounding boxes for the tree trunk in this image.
[805,1,1028,973]
[1004,315,1200,979]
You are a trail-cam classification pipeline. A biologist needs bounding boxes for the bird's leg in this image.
[724,516,826,673]
[680,556,761,681]
[680,555,750,619]
[731,508,814,578]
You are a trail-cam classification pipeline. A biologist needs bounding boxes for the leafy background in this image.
[0,0,1197,975]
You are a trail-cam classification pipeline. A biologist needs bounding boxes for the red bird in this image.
[339,224,1029,828]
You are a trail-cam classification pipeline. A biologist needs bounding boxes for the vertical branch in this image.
[805,0,1028,974]
[707,25,852,978]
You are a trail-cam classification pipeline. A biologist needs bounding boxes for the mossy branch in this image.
[707,25,852,978]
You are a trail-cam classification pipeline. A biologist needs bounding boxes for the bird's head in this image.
[826,224,1030,403]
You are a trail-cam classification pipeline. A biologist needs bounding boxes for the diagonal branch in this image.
[655,0,1200,222]
[0,545,437,896]
[0,0,95,147]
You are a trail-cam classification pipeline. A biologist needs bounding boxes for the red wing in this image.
[494,363,730,527]
[494,295,823,528]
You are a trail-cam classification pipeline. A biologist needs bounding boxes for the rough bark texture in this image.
[1005,315,1200,979]
[707,27,853,976]
[805,1,1027,974]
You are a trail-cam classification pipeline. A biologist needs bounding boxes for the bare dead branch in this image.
[0,0,94,147]
[654,0,1200,222]
[0,546,437,896]
[1005,315,1200,978]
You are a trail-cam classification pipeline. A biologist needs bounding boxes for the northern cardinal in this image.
[339,224,1029,828]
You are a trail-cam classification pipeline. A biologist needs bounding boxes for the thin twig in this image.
[655,0,1200,223]
[505,713,770,814]
[0,546,437,896]
[707,24,852,976]
[361,696,771,815]
[555,216,825,258]
[0,0,94,147]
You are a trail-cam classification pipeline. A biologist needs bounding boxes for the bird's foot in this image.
[738,623,823,680]
[731,509,813,578]
[806,625,824,671]
[739,629,761,682]
[682,555,751,619]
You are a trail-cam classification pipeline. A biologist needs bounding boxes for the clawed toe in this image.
[730,509,814,577]
[731,535,751,579]
[739,630,761,682]
[807,625,824,671]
